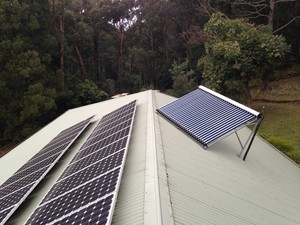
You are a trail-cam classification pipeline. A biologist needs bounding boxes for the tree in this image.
[0,0,57,143]
[170,60,198,97]
[227,0,300,33]
[200,13,290,106]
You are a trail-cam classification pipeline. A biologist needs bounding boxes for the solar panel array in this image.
[25,100,137,225]
[0,116,94,225]
[157,86,260,148]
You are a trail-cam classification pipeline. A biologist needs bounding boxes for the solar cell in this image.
[26,168,120,225]
[83,126,130,148]
[26,144,69,165]
[52,195,113,225]
[25,100,137,225]
[0,207,13,223]
[0,167,47,196]
[71,136,128,164]
[0,116,94,225]
[0,185,33,211]
[14,154,61,176]
[157,86,263,158]
[49,150,125,198]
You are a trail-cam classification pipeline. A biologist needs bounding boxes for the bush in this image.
[266,136,294,153]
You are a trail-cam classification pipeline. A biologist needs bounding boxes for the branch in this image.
[273,16,300,33]
[231,0,269,8]
[274,0,295,3]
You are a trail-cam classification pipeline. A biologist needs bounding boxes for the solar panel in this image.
[157,86,263,158]
[25,100,137,225]
[0,116,94,225]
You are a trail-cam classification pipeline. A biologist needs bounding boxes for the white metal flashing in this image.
[144,91,162,225]
[152,91,175,225]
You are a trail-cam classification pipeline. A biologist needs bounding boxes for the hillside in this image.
[252,75,300,164]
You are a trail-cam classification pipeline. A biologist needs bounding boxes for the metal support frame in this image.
[237,114,264,160]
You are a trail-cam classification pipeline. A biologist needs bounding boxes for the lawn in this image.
[252,75,300,164]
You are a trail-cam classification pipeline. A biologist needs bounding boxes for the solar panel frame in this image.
[24,100,137,225]
[0,116,94,225]
[157,86,262,149]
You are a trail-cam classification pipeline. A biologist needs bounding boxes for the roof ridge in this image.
[144,90,175,225]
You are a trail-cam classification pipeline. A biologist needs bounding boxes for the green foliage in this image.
[0,0,57,144]
[265,136,293,153]
[200,13,290,102]
[170,61,198,97]
[69,80,108,107]
[0,0,299,148]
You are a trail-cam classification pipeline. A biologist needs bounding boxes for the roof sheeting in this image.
[0,90,300,225]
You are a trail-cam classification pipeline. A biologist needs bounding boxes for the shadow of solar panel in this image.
[24,100,137,225]
[0,116,94,225]
[157,86,261,149]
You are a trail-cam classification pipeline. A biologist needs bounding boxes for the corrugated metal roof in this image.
[0,90,299,225]
[155,88,300,224]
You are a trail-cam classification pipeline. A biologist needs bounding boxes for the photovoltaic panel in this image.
[157,86,262,149]
[25,100,137,225]
[26,169,120,225]
[71,136,127,166]
[53,194,113,225]
[0,116,94,225]
[0,207,13,223]
[43,150,125,201]
[0,168,48,198]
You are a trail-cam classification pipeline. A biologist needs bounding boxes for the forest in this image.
[0,0,299,146]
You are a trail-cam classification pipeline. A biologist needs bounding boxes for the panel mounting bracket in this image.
[237,115,264,160]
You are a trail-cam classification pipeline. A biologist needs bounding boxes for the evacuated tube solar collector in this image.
[157,86,263,160]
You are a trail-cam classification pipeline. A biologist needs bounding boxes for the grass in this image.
[252,75,300,101]
[252,75,300,164]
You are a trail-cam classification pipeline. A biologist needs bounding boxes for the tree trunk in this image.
[74,42,89,80]
[244,80,252,107]
[118,26,124,89]
[60,14,64,73]
[268,0,275,29]
[93,35,100,82]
